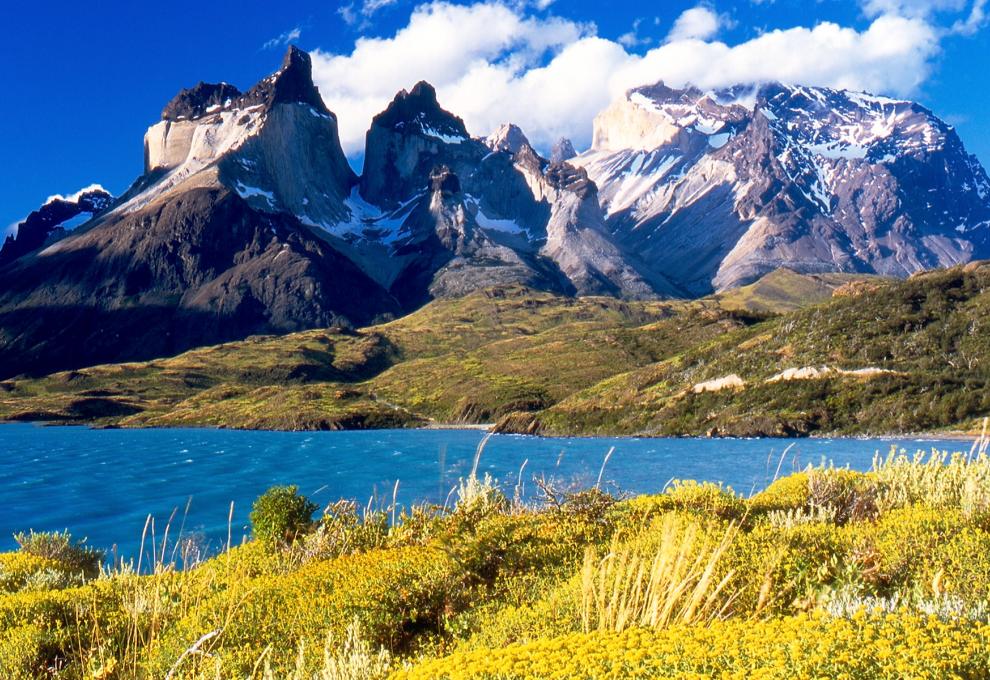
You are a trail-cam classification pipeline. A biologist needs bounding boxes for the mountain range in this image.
[1,46,988,379]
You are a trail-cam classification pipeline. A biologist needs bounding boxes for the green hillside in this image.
[499,263,990,437]
[2,265,987,437]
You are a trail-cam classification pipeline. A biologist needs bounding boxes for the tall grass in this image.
[872,436,990,517]
[259,620,391,680]
[580,514,738,633]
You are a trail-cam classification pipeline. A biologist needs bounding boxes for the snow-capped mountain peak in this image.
[574,81,990,294]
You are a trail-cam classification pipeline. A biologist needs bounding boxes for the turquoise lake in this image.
[0,423,969,563]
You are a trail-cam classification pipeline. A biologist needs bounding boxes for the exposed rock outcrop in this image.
[0,187,113,266]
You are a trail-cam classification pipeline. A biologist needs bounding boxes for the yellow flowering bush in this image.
[620,481,746,525]
[1,451,989,678]
[0,552,69,592]
[0,623,46,680]
[394,612,990,680]
[148,545,460,677]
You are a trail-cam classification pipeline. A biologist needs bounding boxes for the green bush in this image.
[13,530,102,578]
[249,485,318,548]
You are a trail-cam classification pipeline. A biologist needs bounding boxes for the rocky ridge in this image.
[1,49,989,378]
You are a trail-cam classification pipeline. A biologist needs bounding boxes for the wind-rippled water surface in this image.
[0,423,966,560]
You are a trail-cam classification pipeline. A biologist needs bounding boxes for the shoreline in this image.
[1,419,982,444]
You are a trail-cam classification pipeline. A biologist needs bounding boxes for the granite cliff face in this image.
[0,48,397,379]
[334,81,662,300]
[2,49,989,378]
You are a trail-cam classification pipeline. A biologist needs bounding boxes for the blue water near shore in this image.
[0,423,968,562]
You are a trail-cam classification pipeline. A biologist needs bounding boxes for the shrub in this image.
[453,473,507,519]
[293,501,390,563]
[872,448,990,517]
[747,468,877,525]
[149,546,459,677]
[0,623,46,680]
[747,472,811,516]
[13,530,102,578]
[393,612,990,680]
[806,468,878,524]
[0,553,76,593]
[250,485,318,548]
[621,481,746,526]
[262,619,393,680]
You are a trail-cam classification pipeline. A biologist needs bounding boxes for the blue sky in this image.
[2,0,988,232]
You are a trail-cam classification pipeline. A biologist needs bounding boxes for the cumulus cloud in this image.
[666,6,722,42]
[310,0,968,155]
[263,27,302,50]
[312,2,591,151]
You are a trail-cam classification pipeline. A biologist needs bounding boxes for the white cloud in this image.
[339,0,401,26]
[310,1,964,156]
[263,27,302,50]
[363,0,398,14]
[951,0,987,34]
[3,221,18,239]
[620,15,939,96]
[312,2,590,151]
[861,0,988,34]
[667,6,722,42]
[618,18,652,48]
[862,0,965,18]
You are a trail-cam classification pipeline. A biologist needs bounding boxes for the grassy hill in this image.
[2,265,987,436]
[0,289,751,430]
[499,263,990,437]
[3,449,990,678]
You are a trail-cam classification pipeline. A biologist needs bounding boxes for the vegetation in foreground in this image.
[3,438,990,678]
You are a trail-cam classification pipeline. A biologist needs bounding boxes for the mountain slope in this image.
[0,285,753,429]
[496,262,990,437]
[2,50,990,380]
[0,49,400,379]
[576,82,990,294]
[6,268,964,434]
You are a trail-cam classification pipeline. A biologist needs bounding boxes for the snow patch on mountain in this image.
[45,184,109,206]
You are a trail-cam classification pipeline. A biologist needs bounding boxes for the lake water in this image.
[0,423,969,562]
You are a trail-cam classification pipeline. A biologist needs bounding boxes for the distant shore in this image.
[1,419,983,444]
[419,421,494,431]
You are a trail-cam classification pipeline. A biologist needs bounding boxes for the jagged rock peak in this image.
[372,81,469,141]
[430,165,461,196]
[550,137,577,163]
[239,46,330,115]
[161,46,330,122]
[162,82,243,121]
[486,124,530,155]
[545,162,595,199]
[0,186,114,265]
